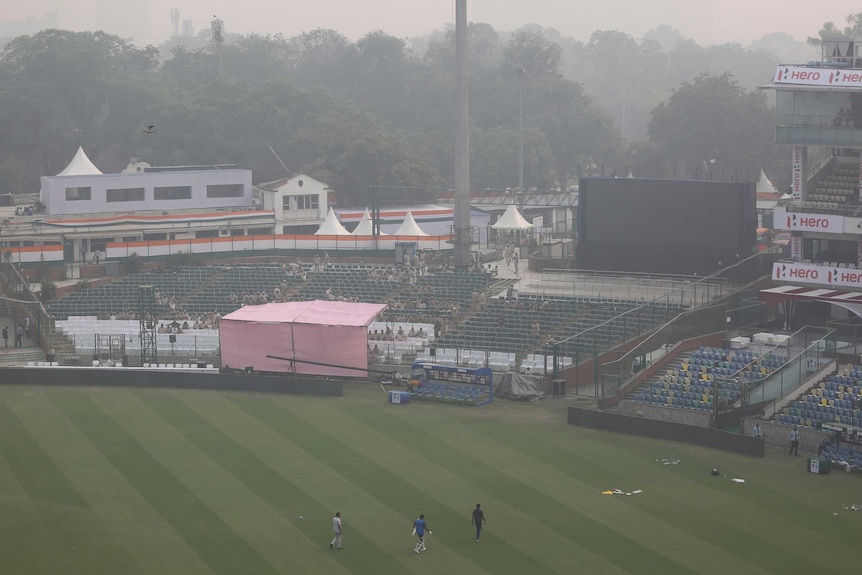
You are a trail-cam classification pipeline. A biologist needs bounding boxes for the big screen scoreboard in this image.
[578,178,756,251]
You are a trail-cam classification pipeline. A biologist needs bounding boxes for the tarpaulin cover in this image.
[220,301,387,377]
[495,372,545,400]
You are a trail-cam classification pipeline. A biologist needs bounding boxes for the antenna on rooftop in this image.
[181,19,194,37]
[211,16,225,76]
[267,145,292,177]
[170,8,179,38]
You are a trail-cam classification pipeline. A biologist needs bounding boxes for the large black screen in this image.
[579,178,755,250]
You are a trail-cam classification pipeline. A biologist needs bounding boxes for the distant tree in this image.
[532,78,622,191]
[40,275,56,301]
[569,30,668,140]
[808,12,862,46]
[125,252,143,274]
[502,30,563,80]
[648,73,776,180]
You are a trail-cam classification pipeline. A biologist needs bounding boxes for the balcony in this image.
[776,125,862,147]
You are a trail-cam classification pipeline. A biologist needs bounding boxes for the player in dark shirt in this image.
[472,503,486,541]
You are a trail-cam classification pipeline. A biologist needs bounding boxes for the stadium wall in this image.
[0,368,343,396]
[618,400,713,427]
[741,418,831,455]
[568,407,765,457]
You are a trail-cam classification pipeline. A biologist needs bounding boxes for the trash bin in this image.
[552,379,566,398]
[388,391,411,405]
[807,457,831,474]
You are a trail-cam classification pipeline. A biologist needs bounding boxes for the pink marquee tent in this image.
[220,300,387,377]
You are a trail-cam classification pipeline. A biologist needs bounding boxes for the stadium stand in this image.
[807,164,860,209]
[819,443,862,473]
[631,347,788,412]
[47,262,687,371]
[777,366,862,428]
[411,381,490,405]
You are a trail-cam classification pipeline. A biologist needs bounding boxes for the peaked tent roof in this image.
[351,207,386,235]
[57,146,102,176]
[756,169,778,195]
[393,209,429,236]
[491,204,533,230]
[315,207,351,235]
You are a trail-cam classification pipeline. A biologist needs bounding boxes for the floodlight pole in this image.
[453,0,471,270]
[518,67,525,194]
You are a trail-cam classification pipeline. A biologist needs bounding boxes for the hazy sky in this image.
[3,1,853,47]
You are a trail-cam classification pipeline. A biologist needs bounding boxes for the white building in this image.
[40,147,253,216]
[255,174,330,235]
[760,39,862,323]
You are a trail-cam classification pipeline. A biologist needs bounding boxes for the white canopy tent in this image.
[315,206,351,235]
[57,146,102,176]
[351,207,386,236]
[756,169,778,195]
[491,204,533,230]
[393,209,429,236]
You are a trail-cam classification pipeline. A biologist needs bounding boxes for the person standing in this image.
[752,422,763,439]
[330,512,342,550]
[2,325,7,347]
[789,426,800,456]
[472,503,487,541]
[14,324,23,347]
[413,514,431,553]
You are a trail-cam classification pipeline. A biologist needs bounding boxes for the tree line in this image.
[0,19,850,205]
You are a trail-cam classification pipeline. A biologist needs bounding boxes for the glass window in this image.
[247,227,273,236]
[206,183,244,198]
[106,187,145,202]
[154,186,192,200]
[65,187,91,201]
[297,194,319,210]
[283,194,319,210]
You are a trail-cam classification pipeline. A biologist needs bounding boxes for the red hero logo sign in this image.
[785,213,834,230]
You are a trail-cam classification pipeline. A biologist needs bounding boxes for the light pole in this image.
[517,67,525,193]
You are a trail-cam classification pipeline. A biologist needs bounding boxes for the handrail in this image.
[555,248,777,349]
[807,147,834,181]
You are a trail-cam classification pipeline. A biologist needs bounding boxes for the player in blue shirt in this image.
[413,514,431,553]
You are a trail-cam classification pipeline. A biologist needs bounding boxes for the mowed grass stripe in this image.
[166,392,489,575]
[0,389,142,575]
[531,425,862,556]
[370,407,774,575]
[19,389,216,575]
[90,389,348,575]
[277,400,631,575]
[341,403,696,575]
[0,393,87,507]
[533,423,862,561]
[133,391,406,575]
[446,414,843,575]
[227,394,558,575]
[49,389,279,575]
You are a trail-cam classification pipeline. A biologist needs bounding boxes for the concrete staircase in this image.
[629,350,696,397]
[0,346,47,366]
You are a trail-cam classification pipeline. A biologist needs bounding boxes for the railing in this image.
[777,113,857,130]
[555,247,780,354]
[596,303,729,399]
[0,263,54,352]
[741,326,836,413]
[806,147,835,181]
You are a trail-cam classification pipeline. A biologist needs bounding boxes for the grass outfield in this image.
[0,384,860,575]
